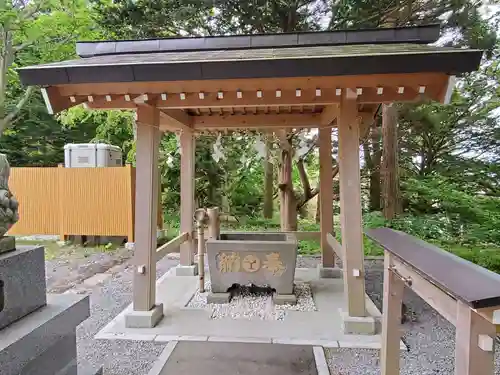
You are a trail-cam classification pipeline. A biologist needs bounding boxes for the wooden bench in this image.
[365,227,500,375]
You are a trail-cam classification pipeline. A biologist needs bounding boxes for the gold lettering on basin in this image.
[263,252,286,276]
[242,254,261,272]
[217,252,241,273]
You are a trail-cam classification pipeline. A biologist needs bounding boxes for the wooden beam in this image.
[193,113,321,130]
[156,89,340,109]
[319,127,335,268]
[338,94,366,317]
[155,232,189,262]
[320,105,339,126]
[392,257,457,325]
[381,252,405,375]
[326,233,342,260]
[192,230,321,241]
[64,85,443,112]
[455,301,496,375]
[474,307,500,326]
[133,106,160,311]
[158,109,193,132]
[56,72,448,97]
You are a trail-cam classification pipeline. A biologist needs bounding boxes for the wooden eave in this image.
[40,72,451,132]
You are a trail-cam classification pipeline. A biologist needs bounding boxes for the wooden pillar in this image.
[180,130,195,266]
[455,301,496,375]
[381,252,404,375]
[133,106,160,311]
[338,93,366,317]
[207,207,220,240]
[318,127,334,267]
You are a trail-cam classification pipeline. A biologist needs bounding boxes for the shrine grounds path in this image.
[43,254,500,375]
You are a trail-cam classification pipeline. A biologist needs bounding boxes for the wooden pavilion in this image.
[19,24,482,336]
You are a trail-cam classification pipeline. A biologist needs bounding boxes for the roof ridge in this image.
[76,24,441,58]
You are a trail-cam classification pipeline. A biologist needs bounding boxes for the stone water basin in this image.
[206,232,297,295]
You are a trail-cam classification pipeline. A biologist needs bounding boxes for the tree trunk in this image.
[263,137,274,218]
[381,104,402,219]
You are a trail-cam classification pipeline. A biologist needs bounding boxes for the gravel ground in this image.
[75,257,177,375]
[326,259,500,375]
[187,282,316,320]
[71,255,500,374]
[46,247,133,293]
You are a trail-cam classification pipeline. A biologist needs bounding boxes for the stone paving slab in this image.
[96,267,408,350]
[157,341,318,375]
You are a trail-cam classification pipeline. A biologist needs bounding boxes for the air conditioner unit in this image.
[64,143,123,168]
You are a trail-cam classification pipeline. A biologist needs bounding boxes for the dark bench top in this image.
[365,227,500,309]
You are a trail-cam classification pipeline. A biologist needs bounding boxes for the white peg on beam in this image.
[315,88,322,97]
[377,87,384,95]
[418,86,426,94]
[180,92,186,100]
[70,96,76,103]
[398,86,405,94]
[257,90,263,98]
[295,89,301,97]
[161,93,167,100]
[276,89,282,98]
[236,90,243,99]
[335,88,342,96]
[198,92,205,100]
[105,95,112,102]
[124,94,131,101]
[356,88,363,95]
[87,95,94,102]
[217,91,224,99]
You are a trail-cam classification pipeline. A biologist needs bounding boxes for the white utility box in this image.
[64,143,122,168]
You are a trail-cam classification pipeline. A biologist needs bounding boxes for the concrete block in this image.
[124,304,164,328]
[175,265,198,276]
[272,294,297,305]
[0,294,90,375]
[206,292,230,304]
[20,333,77,375]
[0,246,46,330]
[147,341,178,375]
[206,232,297,294]
[78,367,103,375]
[317,265,343,279]
[339,309,376,335]
[208,336,272,344]
[313,347,329,375]
[0,236,15,254]
[178,335,208,341]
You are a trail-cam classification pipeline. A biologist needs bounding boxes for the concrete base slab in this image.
[207,293,230,304]
[175,265,198,276]
[317,265,342,279]
[124,304,164,328]
[152,341,318,375]
[339,309,376,335]
[272,294,297,305]
[97,267,406,350]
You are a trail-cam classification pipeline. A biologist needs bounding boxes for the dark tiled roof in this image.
[28,44,467,69]
[17,25,483,86]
